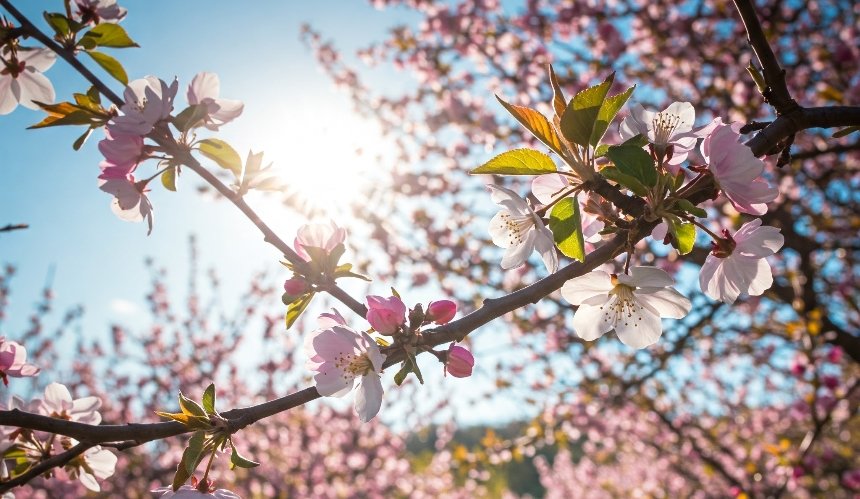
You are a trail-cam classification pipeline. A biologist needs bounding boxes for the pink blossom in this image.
[699,219,784,304]
[98,128,144,174]
[66,444,117,491]
[109,76,178,136]
[304,310,386,422]
[619,101,697,168]
[37,382,102,424]
[0,338,39,385]
[701,118,778,215]
[74,0,127,24]
[426,300,457,324]
[98,175,154,235]
[283,277,308,296]
[0,48,56,115]
[445,344,474,378]
[365,295,407,335]
[293,221,346,261]
[153,485,241,498]
[186,72,244,130]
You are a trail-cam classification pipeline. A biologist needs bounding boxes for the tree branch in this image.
[0,223,28,233]
[732,0,798,115]
[0,442,93,493]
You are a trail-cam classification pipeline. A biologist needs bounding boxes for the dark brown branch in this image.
[746,106,860,157]
[732,0,799,115]
[0,442,92,493]
[0,223,28,233]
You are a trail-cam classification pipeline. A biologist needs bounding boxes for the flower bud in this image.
[426,300,457,325]
[283,277,309,296]
[445,344,474,378]
[365,295,407,335]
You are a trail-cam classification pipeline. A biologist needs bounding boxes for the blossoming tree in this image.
[0,0,858,497]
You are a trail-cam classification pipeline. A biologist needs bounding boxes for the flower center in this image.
[651,112,682,146]
[499,212,534,246]
[334,352,374,378]
[601,284,646,327]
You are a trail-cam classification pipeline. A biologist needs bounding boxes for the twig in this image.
[0,442,93,493]
[732,0,799,115]
[0,223,28,233]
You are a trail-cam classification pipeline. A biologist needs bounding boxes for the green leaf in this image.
[43,12,71,37]
[173,104,208,132]
[178,392,207,418]
[746,62,767,93]
[495,96,564,157]
[832,125,860,138]
[72,127,94,151]
[471,148,557,176]
[85,50,128,84]
[594,144,610,158]
[394,363,411,386]
[547,64,567,119]
[548,197,585,262]
[87,85,102,106]
[559,73,614,147]
[599,167,647,196]
[285,292,314,329]
[161,168,177,192]
[230,445,260,470]
[676,199,707,218]
[605,145,657,187]
[407,353,424,385]
[621,133,649,148]
[590,84,635,146]
[80,23,139,48]
[173,431,206,491]
[198,139,242,176]
[666,218,696,255]
[202,384,216,414]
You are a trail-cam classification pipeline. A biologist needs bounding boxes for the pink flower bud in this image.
[365,295,407,335]
[426,300,457,324]
[445,344,474,378]
[827,346,843,364]
[822,375,839,390]
[283,277,308,296]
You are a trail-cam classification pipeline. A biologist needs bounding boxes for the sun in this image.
[238,107,394,220]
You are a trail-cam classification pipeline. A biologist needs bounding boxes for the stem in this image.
[534,185,580,217]
[683,216,722,242]
[201,445,218,484]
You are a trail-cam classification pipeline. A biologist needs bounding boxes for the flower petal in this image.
[636,288,691,319]
[614,307,663,349]
[560,270,613,305]
[572,302,614,341]
[531,173,570,205]
[628,266,674,288]
[534,225,559,273]
[354,373,383,422]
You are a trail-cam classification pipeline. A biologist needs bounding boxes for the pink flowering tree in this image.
[0,0,858,497]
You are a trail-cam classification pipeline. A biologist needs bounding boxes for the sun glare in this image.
[242,110,394,221]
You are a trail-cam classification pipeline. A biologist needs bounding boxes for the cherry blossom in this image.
[531,174,604,243]
[426,300,457,324]
[74,0,127,24]
[108,76,178,136]
[37,382,102,424]
[234,150,283,195]
[153,485,241,499]
[98,129,144,175]
[619,102,697,167]
[293,221,346,261]
[0,48,56,115]
[445,344,474,378]
[365,295,407,335]
[65,444,117,492]
[699,218,784,304]
[701,118,778,215]
[186,72,244,131]
[0,337,39,385]
[304,310,386,422]
[560,267,692,349]
[487,184,558,273]
[98,175,154,235]
[283,277,309,296]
